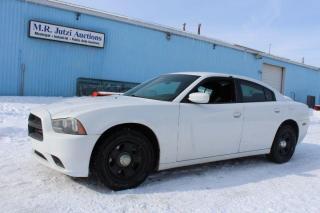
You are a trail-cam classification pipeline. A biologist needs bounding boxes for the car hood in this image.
[41,95,158,118]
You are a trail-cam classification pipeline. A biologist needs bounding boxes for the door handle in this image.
[233,112,242,118]
[274,108,281,113]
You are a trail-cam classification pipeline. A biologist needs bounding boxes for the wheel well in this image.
[279,119,299,139]
[89,123,160,173]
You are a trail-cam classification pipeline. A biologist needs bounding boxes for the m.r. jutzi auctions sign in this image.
[29,20,105,48]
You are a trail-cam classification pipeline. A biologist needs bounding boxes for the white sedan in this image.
[29,72,309,190]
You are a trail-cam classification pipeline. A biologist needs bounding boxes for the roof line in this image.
[25,0,320,71]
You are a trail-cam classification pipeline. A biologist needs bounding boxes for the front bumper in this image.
[30,108,100,177]
[297,119,309,144]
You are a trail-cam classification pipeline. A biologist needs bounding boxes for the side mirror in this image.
[188,92,210,104]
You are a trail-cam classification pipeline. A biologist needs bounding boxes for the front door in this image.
[177,77,244,161]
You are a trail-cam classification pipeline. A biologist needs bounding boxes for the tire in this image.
[267,125,297,164]
[92,128,155,191]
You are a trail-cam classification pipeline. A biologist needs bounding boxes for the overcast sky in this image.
[62,0,320,67]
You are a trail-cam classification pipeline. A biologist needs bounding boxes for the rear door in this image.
[237,79,282,152]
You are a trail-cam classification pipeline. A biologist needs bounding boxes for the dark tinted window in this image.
[239,80,275,102]
[186,78,236,104]
[124,74,199,101]
[264,88,276,101]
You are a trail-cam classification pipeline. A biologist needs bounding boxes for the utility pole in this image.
[268,43,272,54]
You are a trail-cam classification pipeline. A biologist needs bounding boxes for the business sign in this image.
[29,20,105,48]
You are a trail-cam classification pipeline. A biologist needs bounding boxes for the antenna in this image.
[183,23,186,31]
[197,24,201,35]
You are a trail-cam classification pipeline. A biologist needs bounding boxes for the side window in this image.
[239,80,275,102]
[264,88,276,101]
[187,78,236,104]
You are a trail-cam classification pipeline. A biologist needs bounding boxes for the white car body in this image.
[29,72,310,177]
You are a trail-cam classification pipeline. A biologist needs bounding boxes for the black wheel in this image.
[92,128,155,191]
[267,125,297,163]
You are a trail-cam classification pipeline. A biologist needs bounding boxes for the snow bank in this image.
[310,109,320,124]
[1,97,320,213]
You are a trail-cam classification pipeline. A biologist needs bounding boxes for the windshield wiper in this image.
[128,94,143,98]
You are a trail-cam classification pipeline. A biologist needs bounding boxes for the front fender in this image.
[76,104,180,164]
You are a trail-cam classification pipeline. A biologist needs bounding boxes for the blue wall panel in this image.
[0,0,24,95]
[262,57,320,103]
[0,0,319,103]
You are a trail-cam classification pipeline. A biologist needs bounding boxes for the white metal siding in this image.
[262,64,283,93]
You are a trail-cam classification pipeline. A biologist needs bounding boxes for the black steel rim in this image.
[107,142,143,179]
[278,132,293,156]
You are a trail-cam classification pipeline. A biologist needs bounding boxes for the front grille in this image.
[28,114,43,141]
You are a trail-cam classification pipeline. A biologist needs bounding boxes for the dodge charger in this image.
[28,72,309,190]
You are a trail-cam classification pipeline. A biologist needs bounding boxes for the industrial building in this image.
[1,0,319,104]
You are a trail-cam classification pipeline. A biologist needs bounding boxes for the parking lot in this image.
[0,96,320,212]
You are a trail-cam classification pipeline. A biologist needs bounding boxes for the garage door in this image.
[262,64,283,93]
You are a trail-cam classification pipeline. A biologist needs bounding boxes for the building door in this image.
[262,64,284,93]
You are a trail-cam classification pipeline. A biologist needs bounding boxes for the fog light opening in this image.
[51,155,65,168]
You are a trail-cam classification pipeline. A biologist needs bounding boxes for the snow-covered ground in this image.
[1,96,320,213]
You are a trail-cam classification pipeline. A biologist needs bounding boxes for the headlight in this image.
[52,118,87,135]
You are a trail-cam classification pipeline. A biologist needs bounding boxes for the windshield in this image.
[124,74,199,101]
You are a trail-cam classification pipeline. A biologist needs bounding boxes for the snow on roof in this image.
[25,0,319,71]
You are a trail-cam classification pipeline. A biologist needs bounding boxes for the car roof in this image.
[170,72,279,93]
[171,72,229,77]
